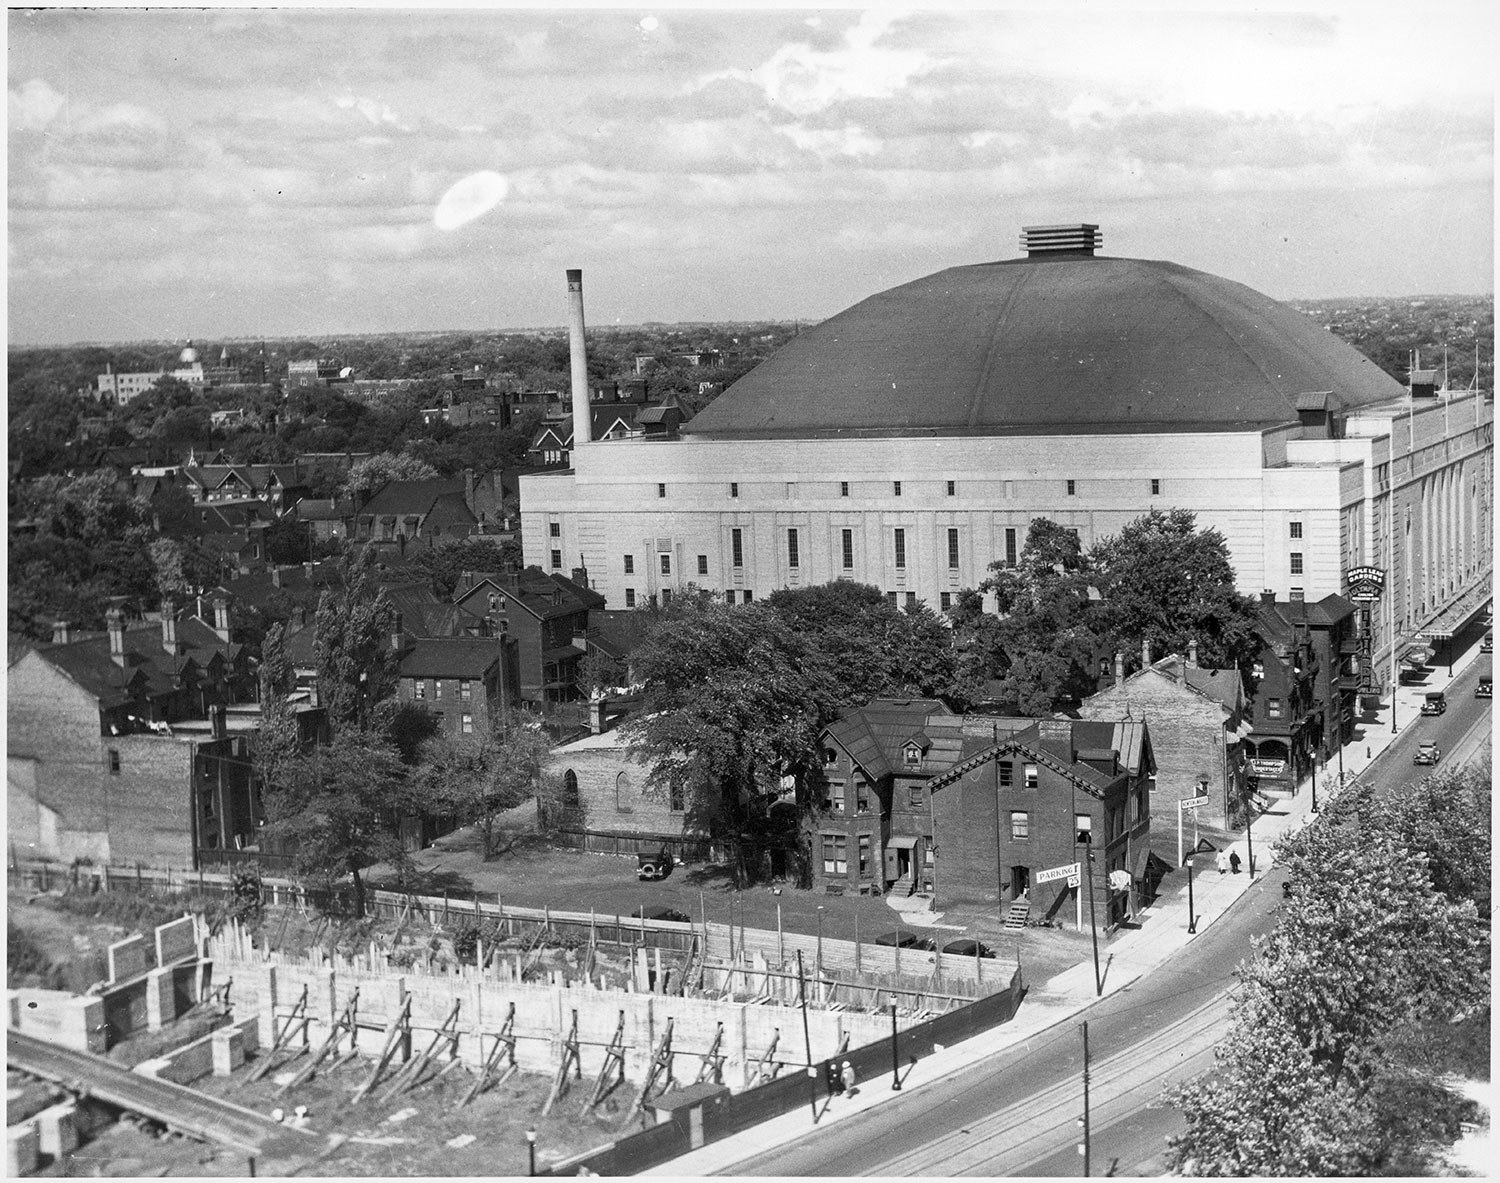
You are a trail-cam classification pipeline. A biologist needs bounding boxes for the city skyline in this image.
[7,4,1496,347]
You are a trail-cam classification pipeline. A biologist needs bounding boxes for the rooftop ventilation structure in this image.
[1019,223,1103,257]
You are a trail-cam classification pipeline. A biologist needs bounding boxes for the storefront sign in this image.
[1344,566,1386,602]
[1248,758,1289,779]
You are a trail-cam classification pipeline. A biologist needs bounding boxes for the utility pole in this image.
[796,950,818,1124]
[1186,856,1196,935]
[1084,845,1102,996]
[890,1002,901,1091]
[1079,1020,1092,1176]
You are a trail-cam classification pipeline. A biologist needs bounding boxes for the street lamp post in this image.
[526,1127,536,1177]
[1244,788,1255,877]
[1186,856,1196,935]
[1083,845,1102,997]
[1310,750,1318,814]
[890,1002,901,1091]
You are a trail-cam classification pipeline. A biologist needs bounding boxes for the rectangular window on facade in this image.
[414,679,426,700]
[1024,763,1039,789]
[661,588,672,604]
[940,592,951,611]
[1067,479,1076,496]
[887,591,898,605]
[893,480,902,496]
[787,529,800,568]
[743,589,753,602]
[697,554,708,575]
[660,553,671,575]
[657,483,666,498]
[461,714,474,734]
[625,588,636,608]
[948,528,960,569]
[856,780,870,813]
[1075,814,1093,844]
[1290,552,1304,575]
[830,781,847,812]
[909,784,922,807]
[822,834,848,875]
[1005,528,1018,567]
[1269,697,1284,718]
[434,679,444,700]
[1289,521,1303,539]
[730,482,739,498]
[731,528,744,567]
[669,782,685,812]
[858,835,871,876]
[840,481,849,497]
[1010,811,1030,841]
[1150,479,1161,496]
[549,521,560,537]
[550,549,562,570]
[841,529,854,570]
[624,555,634,574]
[905,592,916,608]
[460,679,472,701]
[946,480,955,496]
[108,749,120,774]
[999,762,1013,786]
[894,528,906,569]
[822,780,844,810]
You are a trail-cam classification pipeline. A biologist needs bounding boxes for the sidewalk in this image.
[654,641,1486,1176]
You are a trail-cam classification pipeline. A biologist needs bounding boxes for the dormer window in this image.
[822,748,838,766]
[903,744,922,767]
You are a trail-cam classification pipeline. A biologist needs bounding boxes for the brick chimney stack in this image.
[1188,638,1199,667]
[1141,637,1151,671]
[161,600,177,654]
[51,621,72,645]
[212,598,232,644]
[1114,650,1124,688]
[107,608,127,666]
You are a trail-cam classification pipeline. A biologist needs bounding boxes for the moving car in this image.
[1478,676,1492,699]
[1420,691,1447,716]
[1413,741,1441,766]
[875,930,937,951]
[1482,631,1494,653]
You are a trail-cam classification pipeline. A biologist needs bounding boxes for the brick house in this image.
[395,637,515,738]
[541,700,715,862]
[453,568,606,707]
[351,478,478,547]
[1078,643,1247,832]
[6,602,267,868]
[1244,591,1357,796]
[925,717,1154,929]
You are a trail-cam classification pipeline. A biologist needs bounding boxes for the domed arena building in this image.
[522,226,1492,701]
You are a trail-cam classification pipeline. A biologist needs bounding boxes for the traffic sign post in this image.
[1177,792,1209,866]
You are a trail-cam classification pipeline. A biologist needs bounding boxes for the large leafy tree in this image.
[409,536,520,598]
[1167,764,1490,1175]
[338,451,439,501]
[958,518,1102,713]
[1088,508,1259,674]
[622,599,831,882]
[311,550,404,734]
[417,711,555,859]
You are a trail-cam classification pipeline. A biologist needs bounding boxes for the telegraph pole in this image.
[796,951,818,1124]
[1084,846,1102,996]
[1186,856,1196,934]
[1079,1020,1092,1176]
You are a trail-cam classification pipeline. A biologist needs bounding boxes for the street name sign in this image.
[1179,794,1210,811]
[1035,862,1080,885]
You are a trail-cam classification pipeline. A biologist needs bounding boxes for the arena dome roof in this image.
[685,246,1407,440]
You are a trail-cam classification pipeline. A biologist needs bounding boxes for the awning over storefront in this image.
[888,835,920,849]
[1400,644,1434,668]
[1414,576,1492,642]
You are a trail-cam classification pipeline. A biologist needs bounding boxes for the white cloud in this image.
[8,78,66,130]
[335,94,407,131]
[779,122,883,159]
[433,170,509,231]
[704,11,936,117]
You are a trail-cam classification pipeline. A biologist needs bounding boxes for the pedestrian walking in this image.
[826,1060,843,1097]
[1216,848,1230,875]
[840,1060,857,1097]
[1229,851,1242,874]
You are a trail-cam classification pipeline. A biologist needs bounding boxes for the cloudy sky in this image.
[7,4,1495,346]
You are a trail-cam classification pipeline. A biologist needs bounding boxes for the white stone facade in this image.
[522,391,1491,697]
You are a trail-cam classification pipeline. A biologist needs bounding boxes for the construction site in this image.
[7,864,1025,1176]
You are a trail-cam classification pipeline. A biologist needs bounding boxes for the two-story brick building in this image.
[6,602,266,868]
[1078,643,1246,832]
[394,637,515,738]
[925,717,1154,928]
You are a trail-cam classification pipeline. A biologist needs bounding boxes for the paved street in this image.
[657,634,1491,1177]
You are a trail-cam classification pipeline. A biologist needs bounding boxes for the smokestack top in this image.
[566,268,583,285]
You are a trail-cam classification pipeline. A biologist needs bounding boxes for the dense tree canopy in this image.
[418,711,555,860]
[1168,764,1491,1175]
[311,550,404,734]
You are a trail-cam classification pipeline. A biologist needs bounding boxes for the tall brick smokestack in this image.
[567,269,590,451]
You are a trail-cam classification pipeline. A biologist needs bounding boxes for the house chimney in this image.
[1188,639,1199,668]
[161,600,177,653]
[51,620,72,645]
[1141,637,1151,671]
[1114,650,1124,688]
[209,703,226,740]
[567,269,591,450]
[589,695,608,735]
[391,611,406,651]
[1261,589,1277,605]
[271,566,283,589]
[212,597,231,643]
[571,566,589,589]
[107,608,127,666]
[303,561,314,579]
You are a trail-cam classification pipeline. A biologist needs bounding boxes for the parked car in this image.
[636,848,674,881]
[633,905,691,924]
[942,938,996,959]
[1413,741,1441,766]
[1478,676,1492,699]
[1482,631,1493,653]
[1420,691,1447,715]
[875,930,937,951]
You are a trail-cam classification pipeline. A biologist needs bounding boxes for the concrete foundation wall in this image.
[9,989,107,1054]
